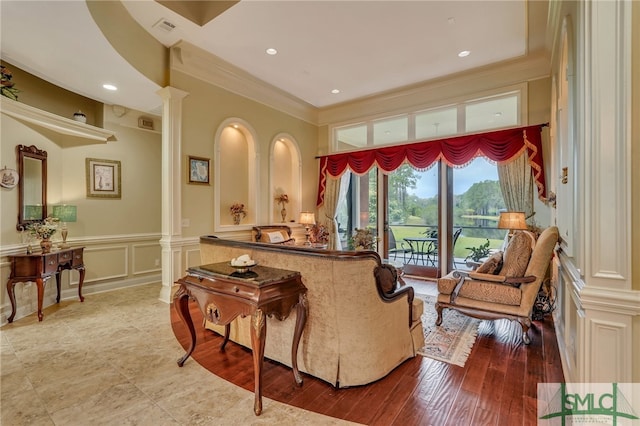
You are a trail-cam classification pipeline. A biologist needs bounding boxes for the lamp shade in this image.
[52,205,77,223]
[299,211,316,225]
[497,211,527,230]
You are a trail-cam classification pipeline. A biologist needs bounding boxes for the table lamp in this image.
[497,211,527,238]
[299,211,316,245]
[52,205,77,248]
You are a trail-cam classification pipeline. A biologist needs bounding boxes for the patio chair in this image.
[388,228,412,261]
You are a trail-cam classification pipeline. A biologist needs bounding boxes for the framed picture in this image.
[86,158,121,198]
[188,156,210,184]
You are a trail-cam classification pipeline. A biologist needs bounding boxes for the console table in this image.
[6,247,85,323]
[174,262,307,416]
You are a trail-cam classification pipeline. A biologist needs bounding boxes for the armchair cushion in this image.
[457,280,522,306]
[500,231,534,278]
[476,251,503,274]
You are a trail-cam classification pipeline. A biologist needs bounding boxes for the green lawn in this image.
[389,226,503,259]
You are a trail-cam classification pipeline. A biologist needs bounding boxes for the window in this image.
[330,87,523,275]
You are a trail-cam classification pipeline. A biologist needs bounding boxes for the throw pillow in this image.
[266,231,285,243]
[476,251,503,274]
[500,231,533,278]
[374,264,398,294]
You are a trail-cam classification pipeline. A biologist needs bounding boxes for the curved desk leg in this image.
[55,271,62,303]
[77,266,85,302]
[220,324,230,352]
[36,278,45,322]
[250,309,266,416]
[291,293,308,386]
[174,289,196,367]
[6,279,17,323]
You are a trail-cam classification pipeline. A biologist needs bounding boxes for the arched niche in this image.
[270,133,302,224]
[214,118,260,231]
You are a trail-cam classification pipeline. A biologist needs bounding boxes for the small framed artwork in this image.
[86,158,121,198]
[188,156,210,185]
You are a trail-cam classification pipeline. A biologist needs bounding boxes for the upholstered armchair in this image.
[435,226,559,344]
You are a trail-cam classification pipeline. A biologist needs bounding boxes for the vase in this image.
[233,213,241,225]
[280,206,287,223]
[40,238,52,253]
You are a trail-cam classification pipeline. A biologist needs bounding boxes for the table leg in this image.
[55,271,62,303]
[291,293,308,386]
[174,288,196,367]
[220,324,230,351]
[6,279,17,323]
[77,266,85,302]
[36,278,45,322]
[250,309,266,416]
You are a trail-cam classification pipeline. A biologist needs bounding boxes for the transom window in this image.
[332,90,521,152]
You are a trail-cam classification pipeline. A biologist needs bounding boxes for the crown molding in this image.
[170,41,318,125]
[317,51,551,126]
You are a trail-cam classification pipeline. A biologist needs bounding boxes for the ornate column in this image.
[575,0,636,382]
[157,86,189,303]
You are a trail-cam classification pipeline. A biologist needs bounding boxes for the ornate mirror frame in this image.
[17,144,47,231]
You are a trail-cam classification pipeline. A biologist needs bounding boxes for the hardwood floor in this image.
[170,278,564,425]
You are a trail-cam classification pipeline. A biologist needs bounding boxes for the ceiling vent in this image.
[152,18,176,33]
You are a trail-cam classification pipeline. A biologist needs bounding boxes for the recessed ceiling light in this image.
[331,89,340,94]
[103,84,118,91]
[233,124,239,129]
[458,50,470,58]
[266,48,277,55]
[494,112,502,117]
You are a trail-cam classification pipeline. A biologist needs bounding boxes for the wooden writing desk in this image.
[174,262,307,416]
[7,247,85,322]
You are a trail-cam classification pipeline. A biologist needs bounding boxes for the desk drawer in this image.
[43,254,59,274]
[59,250,73,263]
[72,249,84,266]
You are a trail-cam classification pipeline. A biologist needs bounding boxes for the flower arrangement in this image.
[275,193,289,206]
[309,223,330,244]
[1,65,20,101]
[350,227,378,250]
[230,203,247,217]
[27,217,59,240]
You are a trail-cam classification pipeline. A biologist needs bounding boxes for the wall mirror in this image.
[17,144,47,231]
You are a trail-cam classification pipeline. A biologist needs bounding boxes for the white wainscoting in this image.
[0,233,162,325]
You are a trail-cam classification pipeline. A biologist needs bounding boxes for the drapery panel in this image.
[317,124,547,206]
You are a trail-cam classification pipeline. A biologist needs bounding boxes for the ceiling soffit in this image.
[155,1,239,26]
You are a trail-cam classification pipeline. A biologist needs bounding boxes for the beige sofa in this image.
[199,236,425,388]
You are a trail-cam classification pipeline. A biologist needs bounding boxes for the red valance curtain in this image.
[317,124,547,206]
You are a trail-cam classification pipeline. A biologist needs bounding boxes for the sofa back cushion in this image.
[500,231,534,278]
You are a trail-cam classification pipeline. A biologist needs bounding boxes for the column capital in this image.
[156,86,189,101]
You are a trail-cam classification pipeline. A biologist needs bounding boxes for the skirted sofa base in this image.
[198,236,424,388]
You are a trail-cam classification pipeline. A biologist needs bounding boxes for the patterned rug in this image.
[417,294,480,367]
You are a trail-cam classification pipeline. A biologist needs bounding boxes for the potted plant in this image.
[465,238,491,263]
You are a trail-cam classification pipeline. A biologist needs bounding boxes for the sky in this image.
[406,157,499,199]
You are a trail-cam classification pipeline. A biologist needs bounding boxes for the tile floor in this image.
[0,283,357,425]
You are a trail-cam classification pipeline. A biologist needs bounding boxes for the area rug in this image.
[417,294,480,367]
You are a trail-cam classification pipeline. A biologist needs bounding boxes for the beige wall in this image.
[171,69,319,238]
[0,64,162,323]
